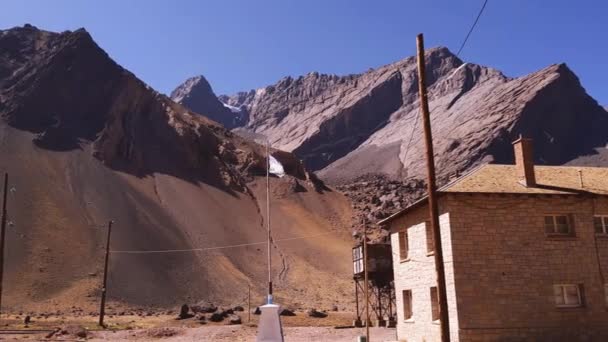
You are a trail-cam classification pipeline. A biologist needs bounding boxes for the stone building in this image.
[380,138,608,341]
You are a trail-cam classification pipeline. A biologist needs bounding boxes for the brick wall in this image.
[389,194,608,341]
[448,193,608,341]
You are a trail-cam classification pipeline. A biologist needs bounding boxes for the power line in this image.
[456,0,489,57]
[110,231,336,254]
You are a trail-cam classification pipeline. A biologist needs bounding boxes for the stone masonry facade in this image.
[390,194,608,342]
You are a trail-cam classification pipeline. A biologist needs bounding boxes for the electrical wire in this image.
[456,0,489,57]
[110,231,337,254]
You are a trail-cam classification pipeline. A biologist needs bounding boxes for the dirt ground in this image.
[0,312,398,341]
[90,326,397,341]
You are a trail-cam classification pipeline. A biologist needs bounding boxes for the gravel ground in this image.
[90,326,398,341]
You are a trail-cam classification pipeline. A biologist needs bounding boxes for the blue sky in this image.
[2,1,607,104]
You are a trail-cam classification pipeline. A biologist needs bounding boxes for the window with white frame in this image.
[544,215,573,235]
[594,216,608,235]
[399,231,409,261]
[553,284,582,307]
[352,246,363,275]
[402,289,412,320]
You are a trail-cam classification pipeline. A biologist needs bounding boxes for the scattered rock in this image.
[307,309,328,318]
[191,302,217,313]
[209,313,224,322]
[331,304,339,312]
[146,327,178,338]
[61,325,87,338]
[253,307,261,315]
[233,305,244,312]
[177,304,193,320]
[219,308,234,317]
[280,308,296,316]
[228,314,242,324]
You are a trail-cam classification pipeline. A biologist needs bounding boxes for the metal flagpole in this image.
[0,173,8,318]
[266,141,272,303]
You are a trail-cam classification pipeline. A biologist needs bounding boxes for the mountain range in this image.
[0,24,354,313]
[2,22,607,313]
[174,46,608,227]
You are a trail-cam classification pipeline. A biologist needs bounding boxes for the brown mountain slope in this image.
[0,25,354,312]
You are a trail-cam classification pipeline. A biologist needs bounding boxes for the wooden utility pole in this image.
[248,284,251,322]
[416,33,450,342]
[0,173,8,317]
[99,220,114,327]
[363,231,370,341]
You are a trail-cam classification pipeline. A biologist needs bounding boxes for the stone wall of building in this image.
[390,198,460,342]
[447,193,608,341]
[389,194,608,341]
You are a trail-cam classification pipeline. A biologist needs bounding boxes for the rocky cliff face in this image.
[175,47,608,230]
[216,48,608,181]
[0,25,354,311]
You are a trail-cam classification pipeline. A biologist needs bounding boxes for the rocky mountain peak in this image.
[170,75,213,103]
[170,74,247,129]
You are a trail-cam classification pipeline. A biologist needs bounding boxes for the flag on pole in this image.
[268,155,285,178]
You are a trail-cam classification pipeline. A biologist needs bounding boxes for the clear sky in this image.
[2,1,607,104]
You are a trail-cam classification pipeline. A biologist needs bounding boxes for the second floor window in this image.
[399,231,409,261]
[594,216,608,235]
[425,222,434,254]
[544,215,573,235]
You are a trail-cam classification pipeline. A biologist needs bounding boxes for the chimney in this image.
[512,137,536,187]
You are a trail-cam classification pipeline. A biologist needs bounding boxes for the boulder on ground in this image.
[209,313,224,322]
[191,302,217,313]
[228,314,242,324]
[177,304,193,320]
[253,307,261,315]
[233,305,244,312]
[280,308,296,316]
[307,309,328,318]
[219,308,234,317]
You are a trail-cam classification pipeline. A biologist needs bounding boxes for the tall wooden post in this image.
[99,220,114,327]
[363,232,370,341]
[248,284,251,323]
[0,173,8,317]
[416,33,450,342]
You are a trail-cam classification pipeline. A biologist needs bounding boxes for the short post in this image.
[99,220,114,327]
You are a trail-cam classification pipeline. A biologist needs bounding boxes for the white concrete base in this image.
[256,304,284,342]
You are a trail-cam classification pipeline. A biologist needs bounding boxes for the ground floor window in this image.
[553,284,582,307]
[402,289,412,320]
[430,286,439,321]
